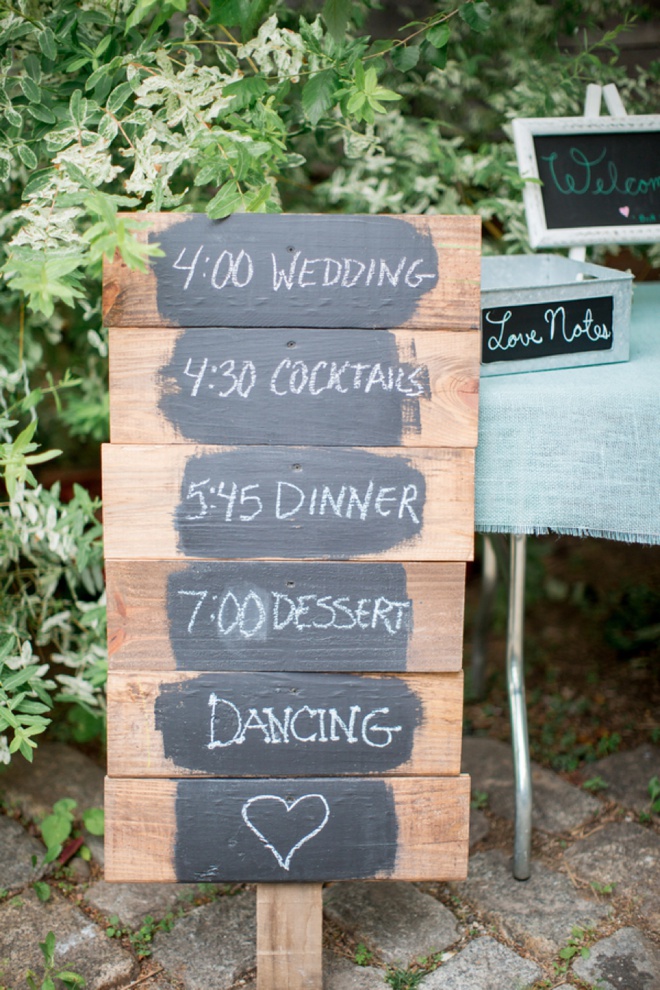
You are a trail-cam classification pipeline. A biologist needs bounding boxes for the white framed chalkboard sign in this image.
[512,114,660,248]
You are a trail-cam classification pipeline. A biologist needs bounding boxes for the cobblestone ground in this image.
[0,740,658,990]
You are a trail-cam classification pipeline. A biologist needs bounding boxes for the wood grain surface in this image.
[106,670,464,777]
[104,775,470,882]
[101,444,475,562]
[106,559,466,672]
[257,884,322,990]
[102,213,481,331]
[108,326,479,448]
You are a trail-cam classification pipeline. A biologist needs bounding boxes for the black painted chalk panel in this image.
[155,672,422,776]
[534,131,660,231]
[175,447,426,559]
[482,295,613,364]
[174,777,398,881]
[150,214,439,328]
[159,328,430,445]
[167,561,412,671]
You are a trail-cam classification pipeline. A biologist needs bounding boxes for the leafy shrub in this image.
[0,0,658,763]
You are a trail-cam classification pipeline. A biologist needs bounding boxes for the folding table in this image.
[473,282,660,878]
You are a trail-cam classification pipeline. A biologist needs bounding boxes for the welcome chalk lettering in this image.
[175,448,426,559]
[166,562,414,671]
[158,328,431,446]
[482,295,614,364]
[533,132,660,230]
[156,673,421,775]
[150,214,439,328]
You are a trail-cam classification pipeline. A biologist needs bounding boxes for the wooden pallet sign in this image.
[102,212,480,990]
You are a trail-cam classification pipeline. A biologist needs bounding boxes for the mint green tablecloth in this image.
[475,282,660,545]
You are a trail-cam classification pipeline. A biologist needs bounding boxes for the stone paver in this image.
[454,849,608,956]
[565,822,660,934]
[421,936,542,989]
[584,744,660,815]
[324,881,459,965]
[0,742,104,822]
[572,927,660,990]
[0,814,46,891]
[85,879,199,928]
[0,888,137,989]
[152,889,256,990]
[323,951,387,988]
[462,737,600,833]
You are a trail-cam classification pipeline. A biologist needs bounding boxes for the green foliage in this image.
[554,926,594,976]
[39,798,104,864]
[582,776,609,793]
[354,942,374,966]
[26,930,86,989]
[0,0,658,767]
[106,911,177,958]
[649,775,660,814]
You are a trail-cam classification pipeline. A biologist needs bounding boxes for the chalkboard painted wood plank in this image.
[257,884,322,990]
[108,327,479,448]
[104,775,470,882]
[106,671,463,778]
[102,213,481,331]
[106,560,466,673]
[101,445,475,562]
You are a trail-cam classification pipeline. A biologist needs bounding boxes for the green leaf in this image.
[206,181,243,219]
[33,881,51,902]
[37,28,57,60]
[243,0,275,40]
[106,82,133,115]
[246,183,272,212]
[323,0,351,41]
[69,90,88,127]
[423,40,448,69]
[126,0,161,31]
[17,144,38,169]
[5,107,22,128]
[0,157,9,182]
[24,55,42,84]
[207,0,245,28]
[21,77,41,104]
[82,807,105,836]
[40,931,56,965]
[26,104,57,124]
[459,1,492,33]
[223,76,268,111]
[426,22,450,49]
[302,69,338,125]
[391,44,420,72]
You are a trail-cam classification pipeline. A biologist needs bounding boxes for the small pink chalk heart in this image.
[619,206,630,218]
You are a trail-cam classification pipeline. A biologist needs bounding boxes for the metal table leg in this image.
[506,534,532,880]
[471,535,498,699]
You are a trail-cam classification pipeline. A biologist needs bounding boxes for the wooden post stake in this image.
[257,883,323,990]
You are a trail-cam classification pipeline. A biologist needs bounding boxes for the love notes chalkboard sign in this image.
[513,114,660,247]
[480,254,633,375]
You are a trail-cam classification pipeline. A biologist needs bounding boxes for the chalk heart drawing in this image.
[241,793,330,872]
[619,206,630,218]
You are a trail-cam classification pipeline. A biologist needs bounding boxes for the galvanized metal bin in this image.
[480,255,633,376]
